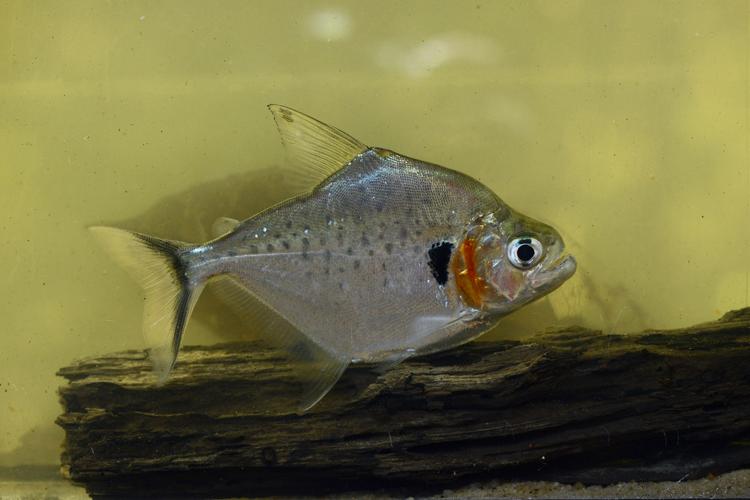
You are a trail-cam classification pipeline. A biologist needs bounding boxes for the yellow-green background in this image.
[1,0,748,469]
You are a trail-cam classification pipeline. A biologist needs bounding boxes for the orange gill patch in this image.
[451,237,490,309]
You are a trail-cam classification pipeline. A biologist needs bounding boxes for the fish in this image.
[91,105,576,411]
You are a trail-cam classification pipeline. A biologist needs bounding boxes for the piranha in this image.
[91,105,576,410]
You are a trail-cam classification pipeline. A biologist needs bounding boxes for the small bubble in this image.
[262,227,268,233]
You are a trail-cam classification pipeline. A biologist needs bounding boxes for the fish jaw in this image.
[529,254,577,292]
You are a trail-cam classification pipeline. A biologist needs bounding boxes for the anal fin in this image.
[211,276,349,412]
[373,352,413,375]
[297,355,349,412]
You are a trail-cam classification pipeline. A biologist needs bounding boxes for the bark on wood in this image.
[57,308,750,498]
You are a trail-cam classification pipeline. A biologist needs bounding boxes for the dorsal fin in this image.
[268,105,368,189]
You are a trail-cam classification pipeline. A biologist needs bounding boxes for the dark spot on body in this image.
[339,282,344,290]
[286,220,292,229]
[274,233,281,239]
[319,236,327,246]
[324,267,330,275]
[361,233,370,246]
[399,227,408,240]
[250,245,258,254]
[384,243,393,254]
[338,267,345,273]
[301,237,310,258]
[282,241,290,250]
[346,247,353,255]
[383,277,388,288]
[368,249,374,256]
[354,260,360,269]
[381,262,387,271]
[428,241,454,286]
[337,233,344,246]
[415,230,422,236]
[415,219,421,225]
[266,243,274,252]
[227,250,237,257]
[325,249,332,261]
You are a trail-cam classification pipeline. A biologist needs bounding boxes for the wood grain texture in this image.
[57,308,750,498]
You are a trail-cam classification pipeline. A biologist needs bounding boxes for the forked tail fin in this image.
[89,226,204,380]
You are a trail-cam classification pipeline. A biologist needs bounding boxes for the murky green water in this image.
[0,0,748,486]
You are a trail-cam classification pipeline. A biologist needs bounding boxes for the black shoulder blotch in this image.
[427,241,454,286]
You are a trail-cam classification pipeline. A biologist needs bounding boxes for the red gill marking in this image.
[452,237,485,309]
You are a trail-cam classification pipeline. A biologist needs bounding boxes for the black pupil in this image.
[516,244,535,262]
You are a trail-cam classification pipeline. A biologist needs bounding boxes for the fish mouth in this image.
[530,254,577,290]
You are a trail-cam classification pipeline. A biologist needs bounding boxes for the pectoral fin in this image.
[373,352,413,374]
[410,314,463,340]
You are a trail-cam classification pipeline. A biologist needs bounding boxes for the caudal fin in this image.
[89,226,203,380]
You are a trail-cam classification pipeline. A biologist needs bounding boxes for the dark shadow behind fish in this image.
[104,163,571,345]
[109,165,293,343]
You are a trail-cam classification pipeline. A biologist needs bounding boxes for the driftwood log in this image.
[58,308,750,498]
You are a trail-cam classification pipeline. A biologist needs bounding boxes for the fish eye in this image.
[508,237,544,269]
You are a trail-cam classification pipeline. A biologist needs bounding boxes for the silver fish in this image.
[91,105,576,410]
